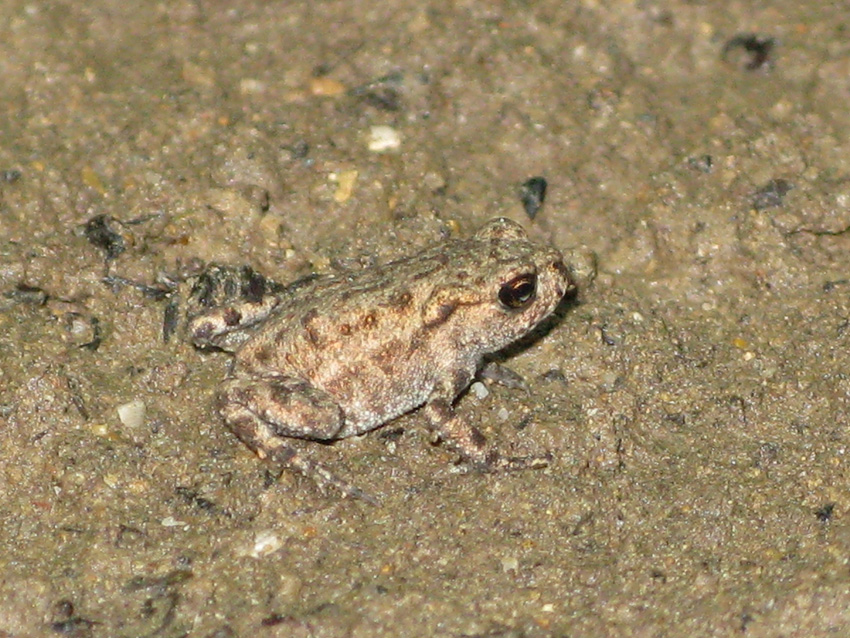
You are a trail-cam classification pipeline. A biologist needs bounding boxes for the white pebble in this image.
[250,530,284,558]
[501,554,519,572]
[367,125,401,152]
[239,78,266,95]
[470,381,489,400]
[116,399,146,429]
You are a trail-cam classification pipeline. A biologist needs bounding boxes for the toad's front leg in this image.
[217,371,378,503]
[422,397,550,472]
[189,295,283,352]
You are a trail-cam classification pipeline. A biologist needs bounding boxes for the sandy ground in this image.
[3,1,850,636]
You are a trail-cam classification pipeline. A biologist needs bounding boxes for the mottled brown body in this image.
[190,218,574,501]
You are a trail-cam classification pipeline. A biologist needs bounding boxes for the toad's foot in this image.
[423,398,551,473]
[217,376,379,504]
[265,444,380,505]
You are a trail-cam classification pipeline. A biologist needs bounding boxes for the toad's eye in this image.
[498,273,537,309]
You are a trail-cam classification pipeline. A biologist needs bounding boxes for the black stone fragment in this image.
[4,283,48,305]
[752,178,792,210]
[722,34,775,71]
[84,215,125,259]
[519,177,547,219]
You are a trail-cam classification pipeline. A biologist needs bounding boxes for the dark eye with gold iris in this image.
[498,273,537,309]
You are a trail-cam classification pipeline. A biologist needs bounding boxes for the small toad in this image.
[190,218,575,501]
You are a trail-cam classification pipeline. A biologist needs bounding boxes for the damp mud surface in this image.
[3,1,850,636]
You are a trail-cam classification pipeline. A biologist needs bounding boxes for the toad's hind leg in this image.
[423,398,550,472]
[218,375,378,504]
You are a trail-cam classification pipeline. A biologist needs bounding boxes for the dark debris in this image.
[162,298,180,343]
[815,502,835,523]
[686,155,713,173]
[124,569,193,594]
[101,274,173,299]
[752,178,793,210]
[49,600,97,637]
[4,283,48,306]
[84,215,126,260]
[1,169,22,183]
[519,177,548,219]
[722,34,775,71]
[175,486,218,513]
[77,315,102,351]
[351,71,405,112]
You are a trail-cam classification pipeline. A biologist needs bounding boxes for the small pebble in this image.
[81,166,106,194]
[250,531,284,558]
[309,76,346,96]
[367,125,401,152]
[722,34,775,71]
[470,381,489,400]
[519,177,547,219]
[333,170,359,203]
[90,423,109,437]
[240,78,266,95]
[752,178,792,210]
[500,554,519,572]
[116,399,146,429]
[84,215,126,259]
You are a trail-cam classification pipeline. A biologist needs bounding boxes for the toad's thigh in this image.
[217,375,345,444]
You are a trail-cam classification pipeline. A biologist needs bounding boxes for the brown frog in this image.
[190,218,575,501]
